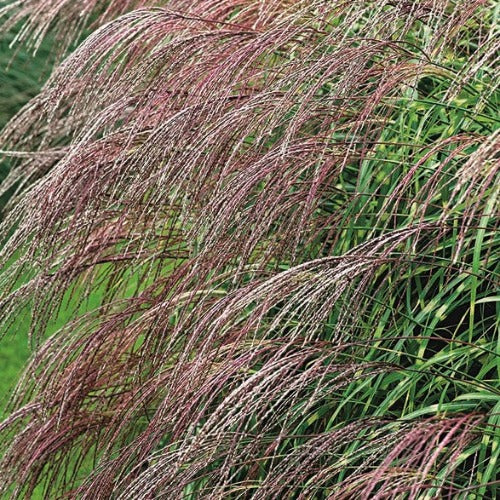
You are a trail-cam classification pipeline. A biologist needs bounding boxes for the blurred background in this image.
[0,30,50,416]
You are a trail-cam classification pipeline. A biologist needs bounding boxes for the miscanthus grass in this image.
[0,1,498,498]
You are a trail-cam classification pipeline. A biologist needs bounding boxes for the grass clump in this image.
[0,1,498,498]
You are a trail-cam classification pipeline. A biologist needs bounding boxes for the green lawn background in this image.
[0,33,50,417]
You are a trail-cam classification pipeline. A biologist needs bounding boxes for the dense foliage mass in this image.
[0,1,498,498]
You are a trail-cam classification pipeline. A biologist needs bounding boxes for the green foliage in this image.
[0,30,50,210]
[0,1,498,498]
[0,30,51,419]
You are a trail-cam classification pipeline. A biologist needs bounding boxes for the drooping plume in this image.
[0,1,498,498]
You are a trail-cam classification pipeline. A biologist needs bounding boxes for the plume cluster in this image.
[0,0,498,497]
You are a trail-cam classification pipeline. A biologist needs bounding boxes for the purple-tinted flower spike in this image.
[0,0,497,497]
